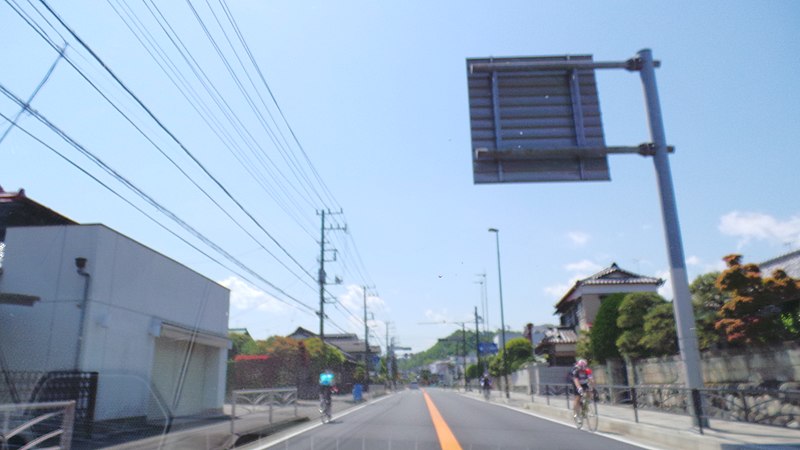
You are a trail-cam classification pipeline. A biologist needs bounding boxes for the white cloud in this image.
[567,231,590,246]
[719,211,800,248]
[219,276,287,313]
[334,285,388,334]
[656,270,673,300]
[565,259,602,273]
[424,309,450,323]
[685,255,701,266]
[544,278,581,299]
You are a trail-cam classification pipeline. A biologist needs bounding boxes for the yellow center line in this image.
[422,389,463,450]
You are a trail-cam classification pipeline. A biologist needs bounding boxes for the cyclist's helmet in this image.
[576,359,588,368]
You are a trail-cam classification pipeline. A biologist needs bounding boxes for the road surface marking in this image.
[422,389,463,450]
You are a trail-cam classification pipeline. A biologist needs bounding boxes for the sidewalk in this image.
[463,389,800,450]
[100,393,370,450]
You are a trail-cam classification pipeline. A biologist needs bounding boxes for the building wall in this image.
[0,225,229,421]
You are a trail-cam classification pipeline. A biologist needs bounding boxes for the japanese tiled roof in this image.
[0,187,75,241]
[537,327,578,346]
[555,263,664,311]
[760,249,800,279]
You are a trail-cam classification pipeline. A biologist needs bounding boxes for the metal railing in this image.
[230,388,298,436]
[535,383,800,430]
[0,400,76,450]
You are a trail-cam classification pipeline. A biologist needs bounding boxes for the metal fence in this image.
[0,400,76,450]
[0,371,97,436]
[535,383,800,430]
[230,388,298,436]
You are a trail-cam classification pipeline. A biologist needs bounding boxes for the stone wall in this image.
[629,342,800,386]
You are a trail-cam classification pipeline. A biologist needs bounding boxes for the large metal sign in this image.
[466,55,609,183]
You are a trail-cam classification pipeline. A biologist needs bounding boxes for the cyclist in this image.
[480,373,492,399]
[319,369,335,421]
[571,359,594,418]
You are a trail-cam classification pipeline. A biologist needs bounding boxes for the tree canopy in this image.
[616,292,670,359]
[715,254,800,345]
[589,293,625,363]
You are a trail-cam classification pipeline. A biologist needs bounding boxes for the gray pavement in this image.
[466,388,800,450]
[101,392,372,450]
[97,388,800,449]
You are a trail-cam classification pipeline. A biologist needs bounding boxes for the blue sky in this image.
[1,1,799,353]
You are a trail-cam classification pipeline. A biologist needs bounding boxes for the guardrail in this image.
[229,388,298,436]
[0,400,76,450]
[535,383,800,431]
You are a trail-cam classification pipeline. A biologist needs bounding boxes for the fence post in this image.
[631,387,639,423]
[740,390,750,422]
[691,389,705,435]
[545,384,550,406]
[565,384,570,409]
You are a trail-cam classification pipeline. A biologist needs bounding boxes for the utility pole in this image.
[475,273,488,333]
[474,306,482,374]
[317,209,345,346]
[363,285,373,389]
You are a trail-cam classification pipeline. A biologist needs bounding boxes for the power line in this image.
[0,83,317,314]
[35,0,319,284]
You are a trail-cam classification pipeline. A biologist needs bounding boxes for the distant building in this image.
[287,326,381,363]
[554,263,663,333]
[534,327,578,367]
[541,263,663,366]
[0,189,230,423]
[760,249,800,279]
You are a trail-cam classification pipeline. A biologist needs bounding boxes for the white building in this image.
[0,218,230,422]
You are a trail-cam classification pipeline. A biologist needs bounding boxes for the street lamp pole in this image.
[488,228,509,399]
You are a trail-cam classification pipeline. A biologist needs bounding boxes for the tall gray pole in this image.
[363,286,370,389]
[637,49,705,424]
[489,228,509,399]
[474,306,481,374]
[318,210,326,346]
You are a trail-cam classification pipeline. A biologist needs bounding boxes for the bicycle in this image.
[573,390,598,432]
[319,393,332,424]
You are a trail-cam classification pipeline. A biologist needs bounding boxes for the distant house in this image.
[286,327,381,363]
[760,249,800,280]
[534,327,579,367]
[0,189,230,424]
[554,263,664,333]
[228,327,252,338]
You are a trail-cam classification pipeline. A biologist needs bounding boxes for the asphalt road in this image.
[251,388,648,450]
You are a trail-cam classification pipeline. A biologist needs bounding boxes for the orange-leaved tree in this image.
[715,254,800,345]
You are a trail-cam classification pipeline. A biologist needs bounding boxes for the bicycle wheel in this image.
[585,401,598,432]
[573,404,583,430]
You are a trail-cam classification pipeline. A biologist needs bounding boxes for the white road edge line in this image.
[460,393,664,450]
[248,392,397,449]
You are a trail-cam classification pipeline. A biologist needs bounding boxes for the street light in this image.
[488,228,509,399]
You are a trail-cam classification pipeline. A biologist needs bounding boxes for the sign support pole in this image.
[637,48,706,427]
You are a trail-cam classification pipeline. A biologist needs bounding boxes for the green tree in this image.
[639,302,678,356]
[575,332,593,362]
[589,293,625,363]
[690,272,728,350]
[716,254,800,345]
[616,292,668,359]
[488,337,533,376]
[466,361,488,379]
[228,331,258,360]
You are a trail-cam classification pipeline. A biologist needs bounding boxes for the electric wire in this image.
[105,0,318,241]
[217,0,341,210]
[139,0,321,224]
[0,106,315,316]
[185,0,325,212]
[0,83,317,314]
[37,0,319,285]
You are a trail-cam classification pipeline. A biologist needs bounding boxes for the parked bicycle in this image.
[573,391,598,431]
